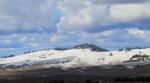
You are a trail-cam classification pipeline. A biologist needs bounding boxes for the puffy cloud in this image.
[101,30,115,37]
[19,36,27,42]
[58,0,150,32]
[0,48,15,51]
[0,0,61,34]
[127,28,145,38]
[97,39,105,43]
[30,38,35,41]
[91,0,148,4]
[5,40,11,44]
[56,16,66,34]
[1,0,150,56]
[0,0,150,34]
[127,28,150,43]
[58,0,111,30]
[1,27,150,55]
[50,35,66,43]
[28,43,39,47]
[110,3,150,22]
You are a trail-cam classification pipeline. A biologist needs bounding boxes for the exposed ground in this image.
[1,48,150,82]
[0,64,150,83]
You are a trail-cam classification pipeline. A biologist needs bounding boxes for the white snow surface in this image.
[0,48,150,68]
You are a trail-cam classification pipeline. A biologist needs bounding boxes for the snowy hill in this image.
[0,48,150,69]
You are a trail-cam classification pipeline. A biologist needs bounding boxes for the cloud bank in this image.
[0,0,150,56]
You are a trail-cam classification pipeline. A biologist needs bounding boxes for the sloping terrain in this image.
[0,48,150,69]
[1,47,150,82]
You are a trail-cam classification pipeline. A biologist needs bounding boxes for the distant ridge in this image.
[72,43,108,52]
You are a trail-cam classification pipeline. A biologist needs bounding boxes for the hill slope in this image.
[72,43,108,52]
[0,48,150,69]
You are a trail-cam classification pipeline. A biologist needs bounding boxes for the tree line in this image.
[119,47,147,51]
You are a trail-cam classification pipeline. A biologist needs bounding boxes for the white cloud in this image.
[56,16,66,34]
[101,30,115,37]
[0,48,15,51]
[5,39,11,44]
[50,16,68,43]
[57,0,150,31]
[58,0,110,30]
[127,28,150,43]
[110,3,150,22]
[1,0,150,54]
[0,0,60,33]
[30,38,35,41]
[19,36,27,42]
[0,17,17,31]
[91,0,148,4]
[127,28,145,38]
[0,0,149,34]
[22,23,35,31]
[28,43,39,47]
[50,35,66,43]
[97,39,105,43]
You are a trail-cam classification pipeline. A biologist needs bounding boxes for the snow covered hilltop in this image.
[1,44,150,82]
[0,44,150,69]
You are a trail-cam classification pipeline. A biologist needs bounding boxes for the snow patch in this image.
[0,48,150,68]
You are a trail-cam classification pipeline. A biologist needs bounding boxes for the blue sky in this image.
[0,0,150,57]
